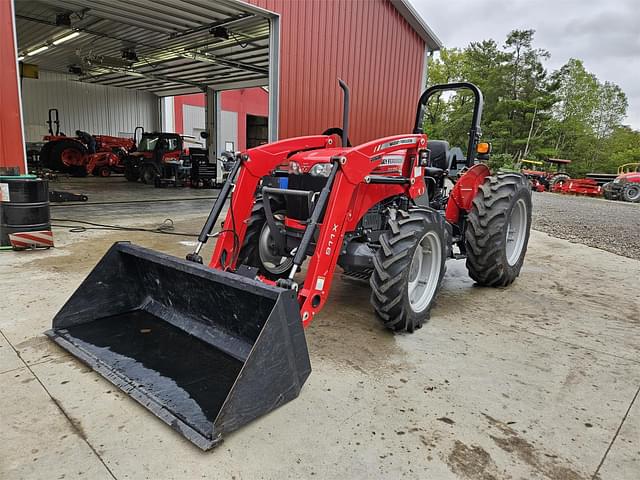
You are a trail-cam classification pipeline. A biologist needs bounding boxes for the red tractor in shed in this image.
[39,109,136,176]
[47,81,532,450]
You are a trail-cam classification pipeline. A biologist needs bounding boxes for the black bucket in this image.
[46,242,311,450]
[0,177,50,246]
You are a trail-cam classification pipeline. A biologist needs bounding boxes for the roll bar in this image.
[413,82,484,167]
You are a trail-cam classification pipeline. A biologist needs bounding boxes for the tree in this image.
[550,59,628,173]
[423,31,634,176]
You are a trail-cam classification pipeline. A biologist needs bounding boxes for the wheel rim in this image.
[626,185,640,201]
[407,231,442,313]
[61,148,84,167]
[258,215,294,275]
[506,198,527,266]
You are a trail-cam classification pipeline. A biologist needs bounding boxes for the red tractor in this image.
[39,109,136,176]
[603,163,640,202]
[521,158,571,192]
[47,82,533,449]
[123,132,188,184]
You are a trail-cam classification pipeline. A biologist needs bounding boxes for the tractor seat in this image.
[427,140,451,171]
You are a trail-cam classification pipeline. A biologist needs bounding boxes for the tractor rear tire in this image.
[550,173,570,189]
[465,173,532,287]
[236,197,293,280]
[370,208,447,333]
[49,140,87,172]
[621,183,640,203]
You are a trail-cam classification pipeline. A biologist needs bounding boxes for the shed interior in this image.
[15,0,277,166]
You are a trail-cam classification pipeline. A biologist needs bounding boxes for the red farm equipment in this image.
[39,109,136,176]
[602,163,640,202]
[551,177,603,197]
[46,81,533,450]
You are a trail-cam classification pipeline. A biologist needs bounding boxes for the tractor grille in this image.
[286,174,327,220]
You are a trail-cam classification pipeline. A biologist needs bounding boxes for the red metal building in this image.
[173,0,440,152]
[246,0,440,145]
[0,0,26,174]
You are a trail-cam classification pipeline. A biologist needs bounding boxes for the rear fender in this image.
[445,163,491,224]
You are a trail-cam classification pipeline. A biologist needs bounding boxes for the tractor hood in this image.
[616,171,640,183]
[288,148,350,172]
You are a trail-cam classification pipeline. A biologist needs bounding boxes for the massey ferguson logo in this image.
[374,137,417,152]
[325,223,339,255]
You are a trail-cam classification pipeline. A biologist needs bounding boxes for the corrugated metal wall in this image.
[247,0,426,145]
[21,70,159,143]
[183,104,206,138]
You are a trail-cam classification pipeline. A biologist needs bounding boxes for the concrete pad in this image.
[461,232,640,362]
[596,388,640,479]
[0,332,22,374]
[1,180,639,479]
[50,175,216,205]
[17,233,638,479]
[0,367,113,480]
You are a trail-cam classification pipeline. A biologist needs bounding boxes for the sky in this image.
[409,0,640,129]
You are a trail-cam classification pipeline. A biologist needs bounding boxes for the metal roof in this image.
[390,0,443,51]
[15,0,274,96]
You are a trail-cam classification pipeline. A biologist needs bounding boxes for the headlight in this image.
[289,161,301,175]
[613,178,621,183]
[309,163,333,177]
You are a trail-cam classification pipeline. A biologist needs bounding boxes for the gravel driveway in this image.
[531,192,640,260]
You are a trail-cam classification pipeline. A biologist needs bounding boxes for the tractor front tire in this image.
[621,183,640,203]
[236,197,293,280]
[141,165,158,184]
[124,164,140,182]
[465,173,532,287]
[370,208,447,333]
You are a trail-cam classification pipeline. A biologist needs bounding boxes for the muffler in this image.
[46,242,311,450]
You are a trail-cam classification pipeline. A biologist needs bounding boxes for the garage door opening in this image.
[14,0,279,192]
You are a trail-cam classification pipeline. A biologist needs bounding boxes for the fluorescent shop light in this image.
[26,45,49,56]
[52,32,80,45]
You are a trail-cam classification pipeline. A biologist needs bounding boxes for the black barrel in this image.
[0,177,50,246]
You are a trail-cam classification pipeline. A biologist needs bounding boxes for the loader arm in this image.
[209,136,332,269]
[209,134,428,326]
[294,134,428,324]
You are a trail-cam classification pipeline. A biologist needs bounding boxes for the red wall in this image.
[247,0,426,145]
[0,0,26,174]
[174,88,268,151]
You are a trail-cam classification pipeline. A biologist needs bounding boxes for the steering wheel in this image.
[321,128,352,147]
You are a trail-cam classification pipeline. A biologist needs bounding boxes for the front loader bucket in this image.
[45,242,310,450]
